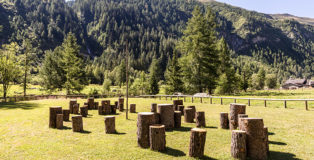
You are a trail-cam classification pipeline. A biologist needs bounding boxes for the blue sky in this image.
[215,0,314,18]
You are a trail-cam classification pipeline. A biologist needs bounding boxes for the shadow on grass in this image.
[0,102,40,110]
[269,141,287,145]
[61,126,72,130]
[199,155,218,160]
[113,131,126,135]
[268,132,275,135]
[205,126,218,129]
[172,126,192,132]
[80,130,92,134]
[160,147,186,157]
[269,151,301,160]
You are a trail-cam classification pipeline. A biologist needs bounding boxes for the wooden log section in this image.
[56,114,63,129]
[87,97,94,110]
[73,103,80,114]
[94,102,99,110]
[72,115,83,132]
[80,106,88,117]
[178,105,185,116]
[187,106,196,118]
[118,98,124,111]
[153,113,161,124]
[137,112,155,148]
[264,127,269,155]
[157,104,174,129]
[195,111,206,128]
[174,111,182,128]
[104,116,116,134]
[98,104,104,115]
[184,108,194,123]
[173,100,183,110]
[231,130,247,160]
[110,105,117,114]
[130,104,136,113]
[238,114,248,129]
[149,124,166,151]
[151,103,157,113]
[229,103,246,130]
[69,99,77,114]
[102,100,111,115]
[189,128,207,158]
[49,106,62,128]
[220,112,229,129]
[115,101,118,109]
[62,109,70,121]
[241,118,267,160]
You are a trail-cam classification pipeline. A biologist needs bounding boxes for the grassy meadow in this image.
[0,96,313,159]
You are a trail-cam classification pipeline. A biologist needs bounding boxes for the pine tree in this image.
[148,58,161,95]
[177,6,220,94]
[21,39,36,96]
[62,32,87,94]
[165,51,184,94]
[257,68,266,90]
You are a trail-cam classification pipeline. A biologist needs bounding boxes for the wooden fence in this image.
[139,95,313,111]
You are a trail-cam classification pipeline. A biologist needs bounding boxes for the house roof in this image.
[284,78,307,85]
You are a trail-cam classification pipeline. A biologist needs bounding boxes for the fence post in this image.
[170,96,172,100]
[234,99,236,103]
[159,96,161,100]
[184,97,186,102]
[305,101,308,110]
[284,100,287,108]
[248,99,251,106]
[220,98,223,105]
[192,97,194,103]
[264,100,267,107]
[200,97,202,103]
[210,97,212,104]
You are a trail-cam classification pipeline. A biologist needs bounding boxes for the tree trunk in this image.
[151,103,157,113]
[69,99,77,114]
[264,127,269,155]
[231,130,247,160]
[238,114,248,130]
[220,112,229,129]
[189,128,207,158]
[137,112,155,148]
[110,105,117,114]
[174,111,182,128]
[196,111,206,127]
[149,124,166,151]
[98,104,104,115]
[178,105,185,116]
[102,100,111,115]
[229,103,246,130]
[56,114,63,129]
[184,108,194,123]
[118,98,124,111]
[72,115,83,132]
[130,104,136,113]
[187,106,196,118]
[73,103,80,114]
[62,109,70,121]
[115,101,118,109]
[49,106,62,128]
[80,106,88,117]
[94,102,99,110]
[241,118,267,160]
[104,116,116,134]
[153,113,160,124]
[173,100,183,110]
[157,104,174,129]
[87,97,94,110]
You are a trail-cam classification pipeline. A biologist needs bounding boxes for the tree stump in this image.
[264,127,269,155]
[102,100,111,115]
[189,128,207,158]
[151,103,157,113]
[220,112,229,129]
[69,99,77,114]
[94,102,99,110]
[118,98,124,111]
[231,130,247,160]
[72,115,83,132]
[184,108,194,123]
[98,104,104,115]
[153,113,160,124]
[104,116,116,134]
[241,118,267,160]
[56,114,63,129]
[62,109,70,121]
[149,124,166,151]
[196,111,206,127]
[80,106,88,117]
[174,111,182,128]
[229,103,246,130]
[87,97,94,110]
[110,105,117,114]
[178,105,185,116]
[173,100,183,110]
[238,114,248,130]
[73,103,80,114]
[187,106,196,117]
[130,104,136,113]
[157,104,174,129]
[49,106,62,128]
[115,101,118,109]
[137,112,155,148]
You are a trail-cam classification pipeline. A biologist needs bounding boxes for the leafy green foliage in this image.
[266,74,278,89]
[148,58,162,94]
[165,51,184,94]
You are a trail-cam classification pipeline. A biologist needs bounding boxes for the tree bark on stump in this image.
[174,111,182,128]
[98,105,104,115]
[72,115,83,132]
[49,106,62,128]
[229,103,246,130]
[178,105,185,116]
[115,101,118,109]
[241,118,267,160]
[189,128,207,158]
[69,100,77,114]
[118,98,124,111]
[173,100,183,110]
[56,114,63,129]
[87,97,94,110]
[264,127,269,155]
[130,104,136,113]
[62,109,70,121]
[102,100,111,115]
[184,108,194,123]
[94,102,99,110]
[153,113,160,124]
[220,112,229,129]
[157,104,174,129]
[151,103,157,113]
[80,106,88,117]
[238,114,248,130]
[110,105,117,114]
[196,111,206,127]
[104,116,116,134]
[149,124,166,151]
[73,103,80,114]
[231,130,247,160]
[137,112,155,148]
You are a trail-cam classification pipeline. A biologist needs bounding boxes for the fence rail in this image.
[139,95,313,110]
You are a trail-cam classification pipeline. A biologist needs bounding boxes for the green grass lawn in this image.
[0,97,313,159]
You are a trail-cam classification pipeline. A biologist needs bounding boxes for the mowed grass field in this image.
[0,97,313,160]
